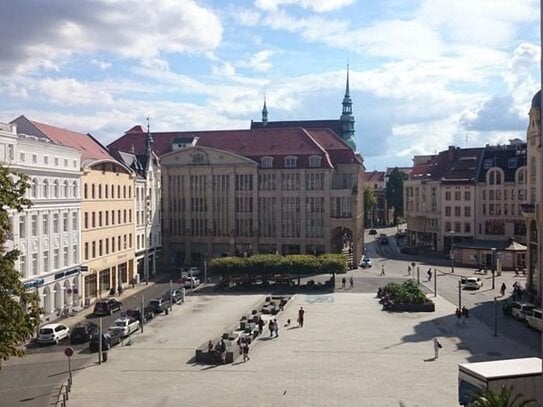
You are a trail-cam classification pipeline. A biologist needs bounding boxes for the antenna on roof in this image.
[146,116,150,134]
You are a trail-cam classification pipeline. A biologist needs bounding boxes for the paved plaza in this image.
[64,289,533,407]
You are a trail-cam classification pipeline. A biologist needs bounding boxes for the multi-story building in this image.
[109,128,162,282]
[11,116,136,306]
[405,143,527,270]
[1,120,81,320]
[362,170,386,227]
[522,90,541,294]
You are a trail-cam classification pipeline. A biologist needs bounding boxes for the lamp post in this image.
[491,247,496,290]
[450,231,456,273]
[493,296,498,337]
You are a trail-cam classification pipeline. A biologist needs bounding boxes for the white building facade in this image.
[0,122,82,320]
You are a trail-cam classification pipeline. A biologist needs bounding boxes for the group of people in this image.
[341,276,354,289]
[454,306,470,324]
[208,338,227,364]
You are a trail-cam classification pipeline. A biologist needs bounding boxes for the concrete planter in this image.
[386,301,435,312]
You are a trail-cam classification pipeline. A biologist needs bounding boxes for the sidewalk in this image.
[65,290,534,407]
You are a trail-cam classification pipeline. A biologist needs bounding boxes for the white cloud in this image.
[91,59,111,71]
[0,0,223,75]
[254,0,354,13]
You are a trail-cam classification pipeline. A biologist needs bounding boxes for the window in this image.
[454,191,461,200]
[54,181,59,198]
[31,179,38,198]
[111,237,115,252]
[63,247,69,266]
[192,153,205,164]
[464,191,470,200]
[42,214,49,234]
[43,250,49,273]
[508,157,518,168]
[19,255,26,276]
[308,155,322,168]
[454,206,461,217]
[98,184,102,199]
[129,233,132,248]
[92,212,96,228]
[92,184,95,199]
[464,207,471,217]
[464,223,471,233]
[105,211,109,225]
[63,213,68,232]
[84,243,89,260]
[31,215,38,236]
[92,241,96,258]
[105,185,108,199]
[20,152,25,162]
[111,185,114,198]
[445,191,451,201]
[118,235,121,251]
[445,206,451,216]
[444,221,451,232]
[32,253,38,275]
[129,209,132,223]
[84,212,88,229]
[111,210,115,225]
[123,234,127,250]
[454,222,461,233]
[105,238,109,254]
[43,180,49,198]
[84,183,88,199]
[483,158,493,169]
[19,216,26,238]
[99,240,103,256]
[72,213,78,231]
[64,181,69,198]
[123,209,127,223]
[118,210,121,223]
[285,156,297,168]
[53,213,59,233]
[260,157,273,168]
[54,249,59,269]
[99,211,102,227]
[128,186,131,198]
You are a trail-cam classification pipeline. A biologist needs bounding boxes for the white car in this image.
[359,256,372,268]
[464,277,483,290]
[184,276,200,289]
[511,302,536,321]
[38,323,70,345]
[109,317,140,337]
[526,309,543,331]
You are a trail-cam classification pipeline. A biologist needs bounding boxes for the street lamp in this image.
[491,247,496,290]
[449,231,456,274]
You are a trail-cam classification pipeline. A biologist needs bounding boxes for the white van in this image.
[511,302,536,321]
[526,309,543,331]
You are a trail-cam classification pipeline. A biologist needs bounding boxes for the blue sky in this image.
[0,0,540,170]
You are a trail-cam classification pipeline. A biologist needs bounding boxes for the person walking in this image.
[407,265,411,276]
[455,308,462,325]
[349,276,354,289]
[268,319,275,337]
[461,306,469,324]
[298,307,305,328]
[380,264,385,276]
[273,318,279,337]
[427,268,432,281]
[341,277,346,289]
[433,337,442,359]
[258,318,264,336]
[242,341,250,362]
[500,283,507,297]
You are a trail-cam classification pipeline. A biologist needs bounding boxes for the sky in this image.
[0,0,540,170]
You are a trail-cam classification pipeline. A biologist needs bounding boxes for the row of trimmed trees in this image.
[209,253,347,277]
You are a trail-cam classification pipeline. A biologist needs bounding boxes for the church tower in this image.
[261,95,268,127]
[339,66,356,150]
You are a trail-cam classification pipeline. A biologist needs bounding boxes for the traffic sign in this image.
[64,347,74,357]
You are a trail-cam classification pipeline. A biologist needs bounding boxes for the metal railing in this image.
[51,376,72,406]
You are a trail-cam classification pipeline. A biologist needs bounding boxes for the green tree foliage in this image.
[0,165,41,368]
[386,167,407,224]
[363,186,376,227]
[470,385,536,407]
[384,280,426,304]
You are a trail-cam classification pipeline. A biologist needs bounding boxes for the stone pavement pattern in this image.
[66,292,534,407]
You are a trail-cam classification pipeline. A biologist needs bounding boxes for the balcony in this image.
[520,203,536,217]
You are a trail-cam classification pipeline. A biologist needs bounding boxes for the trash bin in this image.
[165,307,169,315]
[102,351,108,363]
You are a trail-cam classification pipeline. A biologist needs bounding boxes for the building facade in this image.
[12,116,137,306]
[363,170,386,227]
[1,120,82,320]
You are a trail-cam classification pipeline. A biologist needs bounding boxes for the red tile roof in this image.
[11,115,113,162]
[109,126,361,169]
[363,170,385,182]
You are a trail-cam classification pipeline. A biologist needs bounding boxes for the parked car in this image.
[188,267,200,276]
[183,276,200,289]
[511,302,536,321]
[526,309,543,331]
[464,277,483,290]
[368,229,377,235]
[400,246,418,255]
[38,323,70,345]
[359,256,372,268]
[164,288,184,304]
[70,322,99,344]
[109,317,140,337]
[128,307,155,324]
[149,298,171,314]
[89,331,122,352]
[93,298,123,316]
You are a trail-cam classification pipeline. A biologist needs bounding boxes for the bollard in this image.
[62,393,66,405]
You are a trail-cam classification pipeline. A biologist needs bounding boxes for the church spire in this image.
[340,64,356,150]
[146,117,153,156]
[262,94,268,127]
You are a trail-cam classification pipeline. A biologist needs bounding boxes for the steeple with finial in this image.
[146,117,153,156]
[339,64,356,150]
[261,94,268,127]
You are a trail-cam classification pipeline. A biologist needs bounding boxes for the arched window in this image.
[84,183,88,199]
[91,184,95,199]
[32,178,38,198]
[128,186,131,199]
[54,180,60,198]
[98,184,102,199]
[111,185,114,198]
[43,180,49,198]
[260,157,273,168]
[308,155,322,168]
[105,184,108,199]
[117,185,121,198]
[72,181,78,198]
[285,155,298,168]
[487,169,502,185]
[517,167,527,185]
[64,181,69,198]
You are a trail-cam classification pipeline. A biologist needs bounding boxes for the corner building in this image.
[110,126,365,267]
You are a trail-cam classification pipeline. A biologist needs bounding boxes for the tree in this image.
[386,167,407,225]
[363,186,376,227]
[470,386,536,407]
[0,165,40,368]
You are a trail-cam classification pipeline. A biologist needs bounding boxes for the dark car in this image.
[93,299,123,316]
[149,298,171,314]
[128,307,155,324]
[379,237,389,245]
[89,330,122,352]
[70,322,99,344]
[368,229,377,235]
[400,246,418,255]
[164,288,184,304]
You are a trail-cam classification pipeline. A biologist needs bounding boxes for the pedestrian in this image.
[349,276,354,289]
[433,337,442,359]
[407,265,411,276]
[258,318,264,335]
[500,283,506,297]
[273,318,279,337]
[285,318,291,327]
[455,308,462,325]
[298,306,305,328]
[208,340,214,354]
[242,341,250,362]
[427,268,432,281]
[341,277,346,289]
[219,339,227,364]
[380,264,385,276]
[268,319,275,337]
[461,306,469,324]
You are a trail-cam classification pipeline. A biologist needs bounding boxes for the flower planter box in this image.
[385,301,435,312]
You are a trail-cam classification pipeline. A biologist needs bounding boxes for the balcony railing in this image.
[520,203,535,217]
